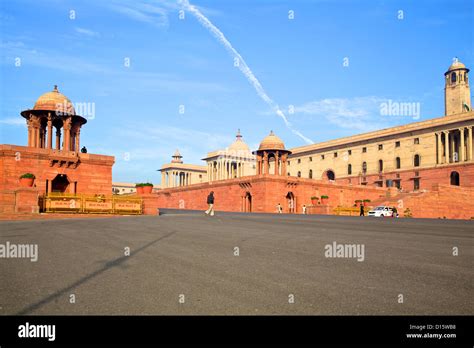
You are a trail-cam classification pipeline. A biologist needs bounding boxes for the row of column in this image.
[436,126,473,164]
[27,114,81,152]
[208,159,245,182]
[162,171,192,188]
[256,151,288,176]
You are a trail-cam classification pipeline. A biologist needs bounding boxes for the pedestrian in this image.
[302,204,307,214]
[205,191,215,216]
[360,204,365,216]
[277,203,282,214]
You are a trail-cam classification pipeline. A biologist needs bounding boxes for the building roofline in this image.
[289,112,474,155]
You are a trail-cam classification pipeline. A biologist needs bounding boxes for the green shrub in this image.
[20,173,35,179]
[321,195,329,199]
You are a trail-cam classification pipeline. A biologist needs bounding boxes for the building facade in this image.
[0,86,114,213]
[286,60,473,190]
[159,150,207,188]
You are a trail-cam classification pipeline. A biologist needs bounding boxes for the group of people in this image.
[204,191,366,216]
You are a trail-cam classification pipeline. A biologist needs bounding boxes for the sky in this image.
[0,0,473,184]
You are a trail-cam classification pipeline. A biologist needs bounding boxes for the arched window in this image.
[362,161,367,173]
[348,164,352,175]
[378,159,383,172]
[309,169,313,179]
[451,72,457,83]
[396,157,401,169]
[465,72,468,83]
[450,171,460,186]
[414,154,421,167]
[297,171,301,178]
[326,170,335,181]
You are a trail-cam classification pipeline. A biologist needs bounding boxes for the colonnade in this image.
[162,171,193,188]
[26,114,82,152]
[208,159,246,182]
[436,126,473,164]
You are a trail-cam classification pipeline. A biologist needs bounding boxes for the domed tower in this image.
[444,58,471,116]
[254,131,291,176]
[171,149,183,163]
[20,85,87,151]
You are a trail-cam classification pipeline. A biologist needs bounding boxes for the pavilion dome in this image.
[33,85,76,115]
[447,60,467,72]
[228,129,250,152]
[258,131,286,151]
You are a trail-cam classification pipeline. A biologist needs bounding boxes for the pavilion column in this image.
[460,128,465,162]
[263,152,269,175]
[55,127,61,150]
[468,126,473,161]
[281,154,288,176]
[26,116,32,147]
[75,128,81,152]
[275,151,280,175]
[47,114,53,149]
[161,172,165,187]
[63,117,72,151]
[436,132,442,164]
[444,131,450,163]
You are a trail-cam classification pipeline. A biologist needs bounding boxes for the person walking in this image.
[205,191,215,216]
[359,204,365,216]
[302,204,307,214]
[277,203,282,214]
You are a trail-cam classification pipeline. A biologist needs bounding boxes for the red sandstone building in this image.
[1,61,473,219]
[0,86,114,213]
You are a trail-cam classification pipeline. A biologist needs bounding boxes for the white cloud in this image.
[291,96,390,132]
[75,27,100,37]
[0,118,26,126]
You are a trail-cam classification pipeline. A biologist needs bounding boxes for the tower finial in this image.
[236,129,242,139]
[53,85,58,92]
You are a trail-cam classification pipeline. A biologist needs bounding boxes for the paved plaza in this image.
[0,212,473,315]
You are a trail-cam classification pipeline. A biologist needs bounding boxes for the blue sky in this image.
[1,0,472,183]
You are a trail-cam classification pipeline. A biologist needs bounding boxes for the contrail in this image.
[179,0,313,144]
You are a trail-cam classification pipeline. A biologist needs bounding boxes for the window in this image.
[348,164,352,175]
[199,174,202,178]
[309,157,312,162]
[326,170,335,181]
[451,72,456,83]
[362,147,367,153]
[362,161,367,173]
[378,159,383,172]
[450,171,460,186]
[348,150,352,155]
[287,172,290,176]
[288,161,290,165]
[414,178,420,191]
[297,171,301,177]
[378,144,383,150]
[321,155,325,160]
[334,152,338,158]
[396,157,401,169]
[309,169,313,179]
[297,159,301,164]
[395,141,400,147]
[414,138,419,144]
[414,154,421,167]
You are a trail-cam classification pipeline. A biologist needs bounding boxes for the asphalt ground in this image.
[0,211,472,315]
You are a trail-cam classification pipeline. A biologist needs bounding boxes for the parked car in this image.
[368,206,396,217]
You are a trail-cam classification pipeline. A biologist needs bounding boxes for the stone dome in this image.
[33,85,76,115]
[258,131,286,151]
[447,60,467,72]
[228,129,250,152]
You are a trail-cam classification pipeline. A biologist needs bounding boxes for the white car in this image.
[368,206,395,217]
